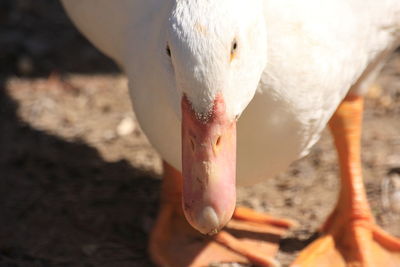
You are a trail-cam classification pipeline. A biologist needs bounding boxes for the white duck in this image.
[62,0,400,266]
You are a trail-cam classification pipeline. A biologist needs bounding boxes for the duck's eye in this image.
[166,45,171,57]
[231,40,238,54]
[230,39,238,61]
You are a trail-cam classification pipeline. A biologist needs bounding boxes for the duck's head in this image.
[165,0,267,234]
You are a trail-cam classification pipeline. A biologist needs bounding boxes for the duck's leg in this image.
[292,94,400,267]
[149,162,295,267]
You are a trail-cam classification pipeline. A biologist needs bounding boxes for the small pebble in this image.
[117,116,135,136]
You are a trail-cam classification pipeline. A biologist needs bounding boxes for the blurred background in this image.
[1,0,399,266]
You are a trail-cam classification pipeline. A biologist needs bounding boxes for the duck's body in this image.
[62,1,400,266]
[63,0,400,185]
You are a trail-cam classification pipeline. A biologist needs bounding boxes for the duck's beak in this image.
[181,94,236,235]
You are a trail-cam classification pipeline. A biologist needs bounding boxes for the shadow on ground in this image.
[1,1,160,266]
[0,82,159,267]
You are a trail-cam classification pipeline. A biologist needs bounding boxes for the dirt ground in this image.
[1,1,400,266]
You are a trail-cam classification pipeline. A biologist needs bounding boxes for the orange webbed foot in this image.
[291,214,400,267]
[150,204,295,267]
[150,159,297,267]
[292,95,400,267]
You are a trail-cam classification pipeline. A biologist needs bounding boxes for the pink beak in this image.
[181,94,237,235]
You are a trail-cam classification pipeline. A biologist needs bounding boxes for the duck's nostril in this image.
[190,137,195,152]
[216,136,221,147]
